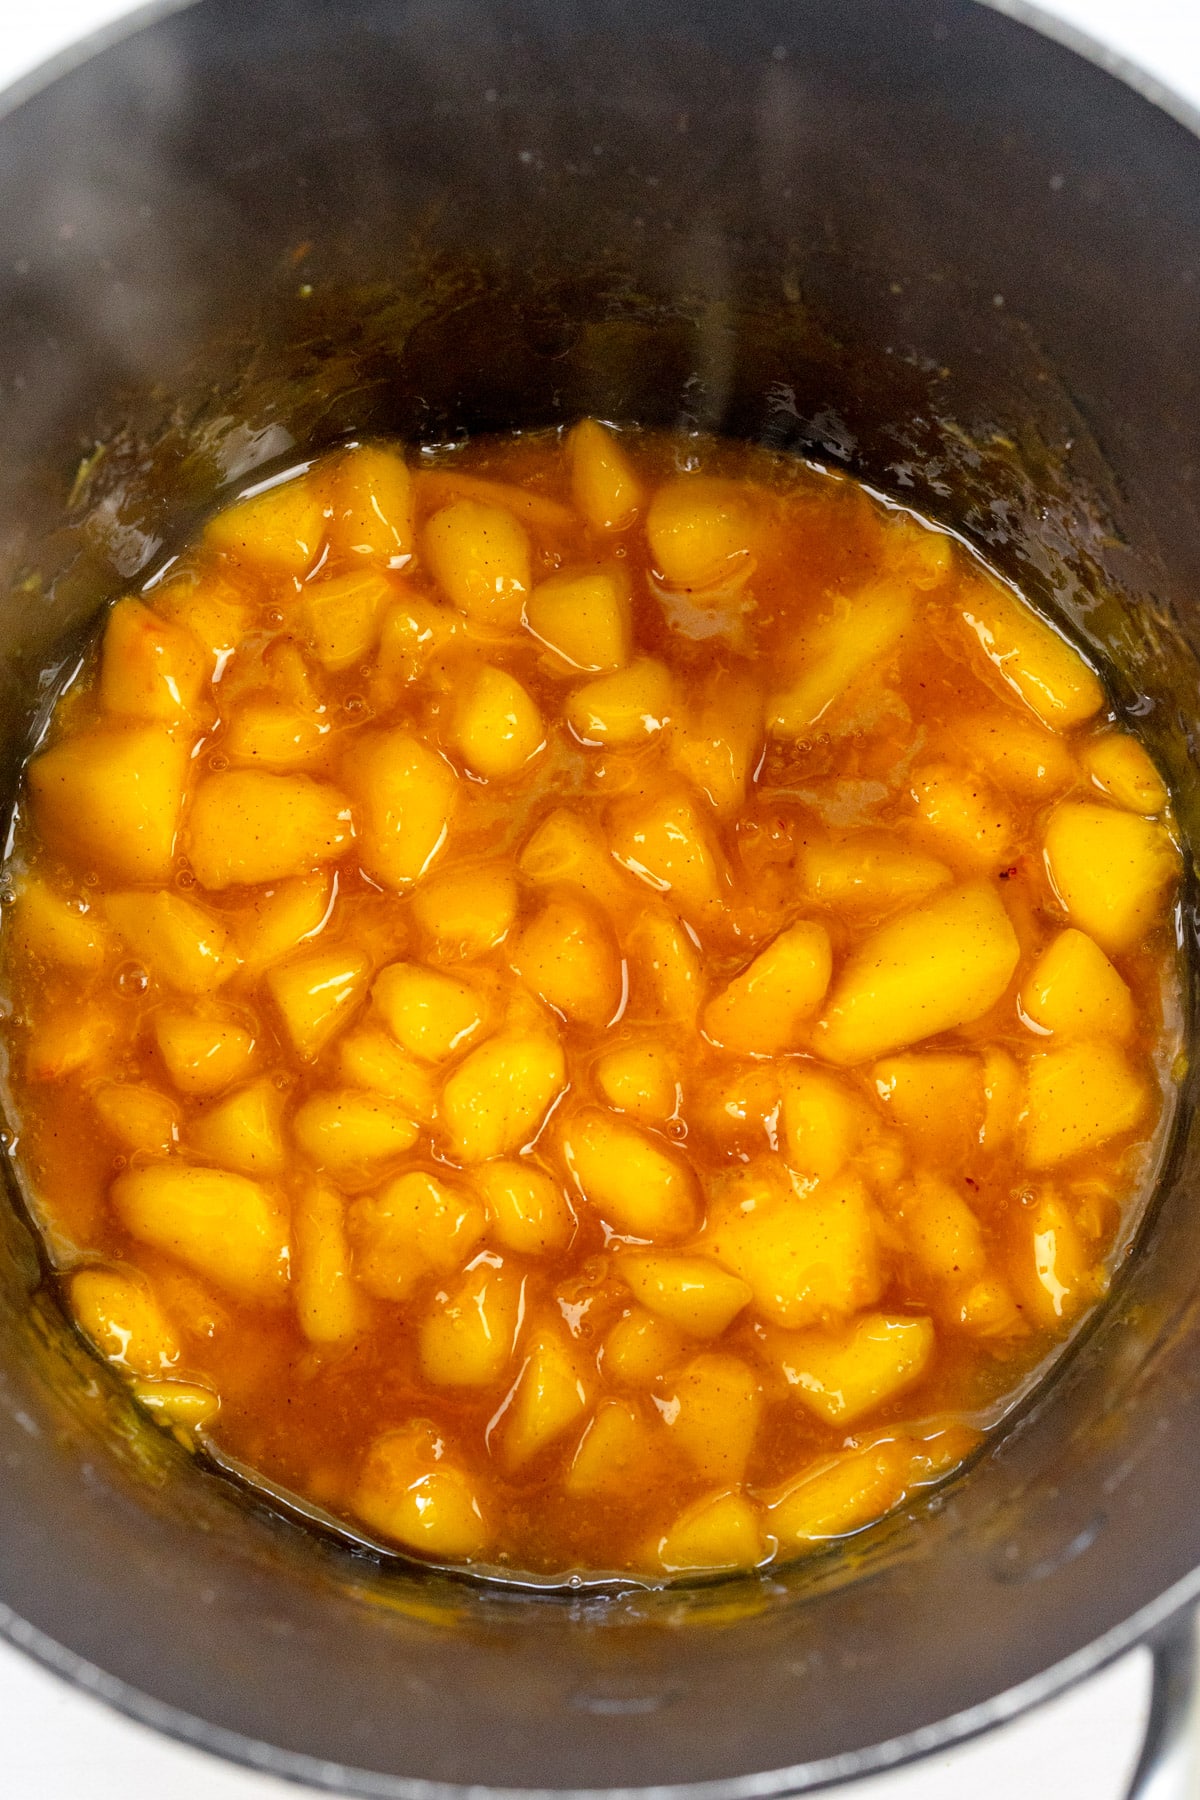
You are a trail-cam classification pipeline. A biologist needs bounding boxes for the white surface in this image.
[0,0,1197,1795]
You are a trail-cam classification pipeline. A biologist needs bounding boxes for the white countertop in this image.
[1,1,1197,1794]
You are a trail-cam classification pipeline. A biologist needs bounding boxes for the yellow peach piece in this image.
[602,1307,686,1386]
[910,765,1014,871]
[354,1423,488,1559]
[595,1041,678,1123]
[619,1255,751,1339]
[29,724,189,883]
[1023,1040,1150,1169]
[702,921,832,1055]
[419,1256,524,1387]
[1017,1192,1102,1325]
[502,1326,591,1469]
[416,469,575,534]
[1043,803,1178,953]
[373,592,458,690]
[671,670,763,814]
[338,1027,438,1121]
[204,470,327,576]
[818,881,1020,1066]
[132,1379,220,1429]
[872,1053,985,1159]
[566,658,675,746]
[292,1088,419,1176]
[565,1398,660,1498]
[341,729,457,890]
[451,664,544,779]
[568,419,643,533]
[223,697,329,770]
[25,1006,120,1083]
[664,1353,761,1482]
[1020,929,1135,1041]
[441,1030,566,1163]
[332,443,414,565]
[9,880,109,970]
[187,770,353,890]
[155,1013,257,1098]
[1083,733,1168,815]
[958,711,1076,798]
[234,871,333,975]
[656,1491,764,1573]
[190,1077,286,1177]
[957,580,1104,729]
[802,834,952,914]
[513,891,622,1026]
[93,1082,180,1156]
[525,566,632,672]
[707,1168,882,1328]
[626,905,702,1023]
[473,1159,574,1256]
[100,598,207,725]
[112,1162,288,1300]
[518,806,630,911]
[351,1169,486,1300]
[69,1266,180,1377]
[981,1046,1022,1149]
[267,948,368,1061]
[769,1442,908,1545]
[958,1274,1026,1339]
[779,1065,862,1184]
[894,1173,986,1287]
[562,1109,698,1239]
[152,572,248,665]
[104,891,234,995]
[411,862,517,959]
[294,1180,367,1344]
[298,569,391,671]
[769,583,913,736]
[772,1312,935,1426]
[372,961,488,1062]
[610,791,729,916]
[647,478,754,590]
[424,498,531,627]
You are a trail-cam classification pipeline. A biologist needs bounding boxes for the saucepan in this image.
[2,0,1200,1793]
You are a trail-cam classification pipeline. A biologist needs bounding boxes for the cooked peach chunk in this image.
[872,1054,984,1160]
[133,1379,219,1430]
[502,1326,591,1469]
[957,711,1076,798]
[708,1167,882,1328]
[189,1077,286,1176]
[341,729,456,890]
[1016,1191,1101,1325]
[894,1173,986,1288]
[671,670,763,814]
[1043,803,1178,953]
[451,664,544,779]
[769,583,913,736]
[595,1041,678,1123]
[292,1088,419,1177]
[518,806,630,910]
[424,498,531,627]
[373,962,488,1062]
[351,1169,486,1300]
[566,658,675,746]
[702,922,832,1055]
[562,1109,698,1239]
[610,791,729,916]
[1020,929,1135,1041]
[513,891,622,1026]
[92,1081,180,1155]
[626,905,702,1023]
[332,443,414,565]
[773,1312,935,1426]
[152,572,248,665]
[337,1027,437,1122]
[441,1030,566,1163]
[298,569,391,671]
[69,1266,180,1376]
[910,764,1014,871]
[981,1046,1023,1149]
[204,470,327,576]
[411,862,517,959]
[1083,733,1167,815]
[100,598,207,725]
[566,1398,661,1498]
[26,1004,120,1082]
[29,724,188,883]
[234,872,333,975]
[568,419,643,533]
[155,1013,257,1097]
[602,1307,686,1385]
[112,1162,288,1300]
[656,1492,764,1573]
[957,580,1104,729]
[665,1353,761,1482]
[373,591,459,691]
[223,697,329,770]
[818,881,1020,1066]
[802,834,952,914]
[1023,1040,1149,1169]
[104,891,234,995]
[779,1066,862,1184]
[267,948,367,1061]
[354,1423,488,1559]
[417,469,574,533]
[619,1255,751,1339]
[420,1256,524,1387]
[525,567,631,671]
[474,1159,574,1255]
[294,1180,367,1344]
[647,477,754,591]
[769,1442,908,1546]
[187,770,352,890]
[9,880,109,970]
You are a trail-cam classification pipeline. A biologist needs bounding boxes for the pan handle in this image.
[1126,1610,1200,1799]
